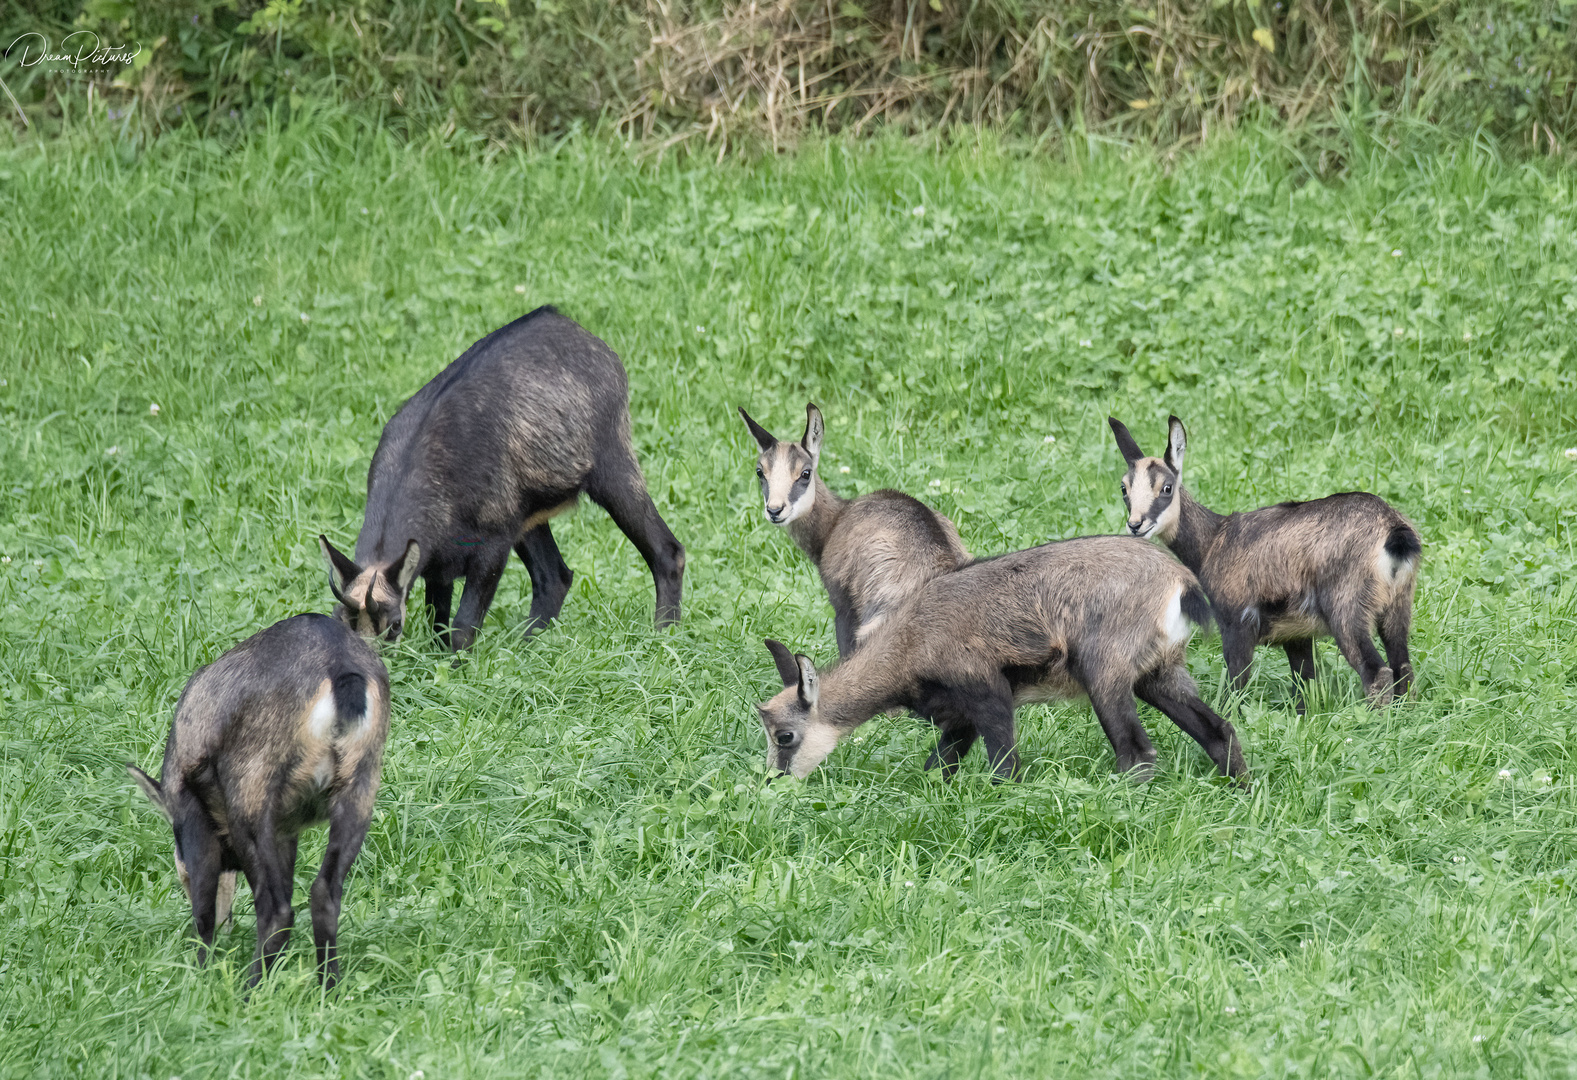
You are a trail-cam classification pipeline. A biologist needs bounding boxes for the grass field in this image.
[1,117,1576,1078]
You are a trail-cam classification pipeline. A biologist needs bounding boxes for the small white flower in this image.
[911,205,925,218]
[33,560,43,569]
[695,325,706,334]
[1391,249,1403,257]
[300,312,310,323]
[1300,940,1309,948]
[0,556,10,565]
[1462,331,1473,342]
[252,295,263,307]
[1473,1035,1485,1043]
[1043,434,1056,443]
[514,284,527,294]
[105,445,119,456]
[928,479,942,488]
[904,881,914,887]
[1344,737,1352,743]
[148,403,160,415]
[0,378,7,386]
[1498,769,1512,780]
[1224,1006,1237,1015]
[360,207,369,215]
[1564,447,1577,462]
[1079,339,1093,348]
[1453,855,1466,864]
[1393,327,1406,338]
[839,466,850,474]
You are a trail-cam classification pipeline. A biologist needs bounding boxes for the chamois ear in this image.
[1165,416,1187,475]
[794,654,820,708]
[1108,417,1145,468]
[739,407,777,452]
[801,403,825,460]
[318,535,361,605]
[392,539,422,593]
[765,639,799,688]
[126,764,172,823]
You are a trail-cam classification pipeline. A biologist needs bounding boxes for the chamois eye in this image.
[800,469,812,481]
[1162,483,1173,496]
[756,466,764,478]
[775,730,796,747]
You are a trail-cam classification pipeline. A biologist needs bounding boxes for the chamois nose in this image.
[766,504,785,523]
[1128,520,1143,536]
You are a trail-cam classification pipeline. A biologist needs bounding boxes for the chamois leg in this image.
[1220,623,1257,697]
[1087,685,1158,780]
[231,820,296,987]
[449,543,511,652]
[1328,604,1393,706]
[827,580,858,660]
[176,814,225,964]
[1135,666,1248,783]
[423,570,454,647]
[970,693,1020,781]
[515,524,574,635]
[1283,638,1317,715]
[585,450,685,629]
[1378,594,1415,698]
[923,723,979,778]
[311,789,374,987]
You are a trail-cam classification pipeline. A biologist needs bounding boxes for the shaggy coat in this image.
[127,614,389,987]
[1109,415,1420,707]
[756,536,1247,783]
[322,307,685,650]
[740,403,969,658]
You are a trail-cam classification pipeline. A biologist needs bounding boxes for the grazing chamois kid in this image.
[739,402,969,658]
[1107,415,1420,708]
[756,536,1247,784]
[321,306,685,650]
[127,614,389,987]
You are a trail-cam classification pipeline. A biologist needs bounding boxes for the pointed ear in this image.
[795,654,819,708]
[318,535,361,604]
[739,407,777,452]
[765,639,799,688]
[1108,417,1144,468]
[1165,416,1187,475]
[801,403,825,459]
[392,539,422,592]
[126,764,172,823]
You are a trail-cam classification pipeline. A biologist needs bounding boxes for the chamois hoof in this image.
[1119,759,1157,784]
[1367,667,1396,708]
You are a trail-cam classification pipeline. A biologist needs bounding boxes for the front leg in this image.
[923,724,978,778]
[449,542,511,652]
[1219,623,1258,697]
[424,570,454,647]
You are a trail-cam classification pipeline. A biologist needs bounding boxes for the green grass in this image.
[1,117,1576,1078]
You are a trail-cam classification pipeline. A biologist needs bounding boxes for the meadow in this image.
[0,117,1575,1077]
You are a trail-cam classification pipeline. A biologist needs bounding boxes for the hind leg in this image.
[515,524,574,635]
[1136,665,1248,782]
[1284,638,1317,715]
[311,782,375,988]
[449,542,511,652]
[1220,623,1258,698]
[1378,592,1415,698]
[1327,603,1393,707]
[923,724,979,778]
[585,444,685,629]
[230,819,297,987]
[1086,684,1158,780]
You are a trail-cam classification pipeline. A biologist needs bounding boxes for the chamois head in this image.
[125,764,238,924]
[319,535,421,641]
[1108,416,1188,543]
[739,403,824,526]
[757,639,842,778]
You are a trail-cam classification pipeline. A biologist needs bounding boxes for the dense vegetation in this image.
[3,0,1574,158]
[1,116,1575,1076]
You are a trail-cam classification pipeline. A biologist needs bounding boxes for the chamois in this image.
[127,614,389,987]
[1108,415,1421,708]
[739,402,969,658]
[755,536,1247,783]
[321,306,685,650]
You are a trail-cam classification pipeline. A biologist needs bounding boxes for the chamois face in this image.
[739,404,825,526]
[1109,416,1187,544]
[319,536,421,642]
[758,640,843,778]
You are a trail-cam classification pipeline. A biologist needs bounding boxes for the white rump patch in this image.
[1163,587,1193,646]
[1376,543,1419,585]
[307,685,336,739]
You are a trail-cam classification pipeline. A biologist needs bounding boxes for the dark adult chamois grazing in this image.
[739,402,969,658]
[1108,416,1421,709]
[127,614,389,987]
[756,536,1248,784]
[321,307,685,650]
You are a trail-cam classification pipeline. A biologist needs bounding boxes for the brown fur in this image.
[127,614,390,988]
[1109,415,1421,709]
[756,536,1247,784]
[740,403,969,658]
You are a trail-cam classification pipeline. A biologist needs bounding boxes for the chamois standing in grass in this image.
[1107,416,1420,710]
[126,614,389,987]
[321,306,685,650]
[755,536,1248,784]
[739,403,969,658]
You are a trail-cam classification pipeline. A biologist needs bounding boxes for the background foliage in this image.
[0,114,1575,1075]
[2,0,1575,159]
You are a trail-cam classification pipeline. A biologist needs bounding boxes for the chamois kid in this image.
[127,614,389,987]
[1108,416,1420,708]
[321,307,685,650]
[756,536,1247,783]
[739,403,969,658]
